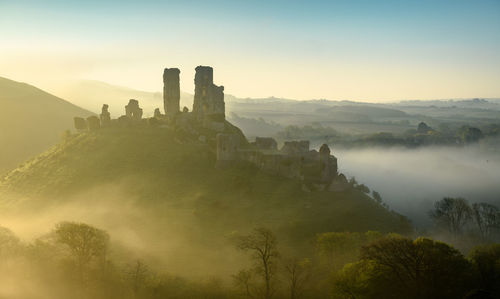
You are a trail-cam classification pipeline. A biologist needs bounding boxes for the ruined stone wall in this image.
[163,68,180,117]
[281,140,310,155]
[216,133,240,168]
[254,137,278,150]
[125,99,143,120]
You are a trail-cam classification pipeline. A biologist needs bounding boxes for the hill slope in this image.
[0,126,411,276]
[0,77,93,174]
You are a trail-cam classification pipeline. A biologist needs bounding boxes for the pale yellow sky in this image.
[3,46,499,103]
[2,1,500,102]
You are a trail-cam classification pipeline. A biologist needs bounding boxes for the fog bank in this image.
[335,145,500,227]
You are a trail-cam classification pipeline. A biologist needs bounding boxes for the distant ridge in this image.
[0,76,93,174]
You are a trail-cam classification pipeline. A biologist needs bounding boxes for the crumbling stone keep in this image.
[100,104,111,126]
[125,99,143,120]
[193,66,225,124]
[163,68,180,117]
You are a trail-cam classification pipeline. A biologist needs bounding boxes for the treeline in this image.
[430,197,500,242]
[0,222,236,299]
[1,219,499,298]
[232,228,500,299]
[276,122,500,148]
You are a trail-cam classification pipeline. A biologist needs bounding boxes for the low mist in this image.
[334,143,500,228]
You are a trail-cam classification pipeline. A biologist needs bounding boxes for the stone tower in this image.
[193,66,225,124]
[163,68,180,117]
[193,66,213,119]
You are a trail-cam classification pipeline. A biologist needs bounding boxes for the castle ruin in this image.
[73,65,347,191]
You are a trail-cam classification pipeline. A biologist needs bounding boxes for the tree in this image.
[316,231,383,271]
[468,244,500,297]
[332,260,375,299]
[284,258,311,299]
[355,184,370,194]
[458,126,484,144]
[372,191,382,205]
[357,235,472,299]
[430,197,472,237]
[237,228,279,299]
[54,221,110,283]
[233,269,255,298]
[471,203,500,240]
[127,259,150,298]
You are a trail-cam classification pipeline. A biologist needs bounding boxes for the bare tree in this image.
[472,203,500,240]
[430,197,472,237]
[233,269,255,298]
[237,227,279,299]
[127,259,149,298]
[284,258,311,299]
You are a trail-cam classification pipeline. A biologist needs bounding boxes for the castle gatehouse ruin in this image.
[73,65,347,191]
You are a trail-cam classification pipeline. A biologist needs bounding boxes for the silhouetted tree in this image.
[54,221,109,284]
[237,228,279,299]
[430,197,472,237]
[355,184,370,194]
[468,244,500,297]
[372,191,382,205]
[233,269,255,298]
[284,258,311,299]
[458,126,484,144]
[358,235,472,299]
[127,259,149,298]
[471,203,500,240]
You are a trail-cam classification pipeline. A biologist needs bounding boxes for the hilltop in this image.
[0,66,413,277]
[0,77,93,174]
[0,125,411,236]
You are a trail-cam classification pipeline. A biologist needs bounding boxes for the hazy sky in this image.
[1,0,499,101]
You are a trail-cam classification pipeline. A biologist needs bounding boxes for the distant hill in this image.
[0,77,93,174]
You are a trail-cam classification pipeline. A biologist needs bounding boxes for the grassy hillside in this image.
[0,77,93,174]
[1,125,410,231]
[0,125,411,277]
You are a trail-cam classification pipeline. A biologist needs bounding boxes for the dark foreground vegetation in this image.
[1,222,499,299]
